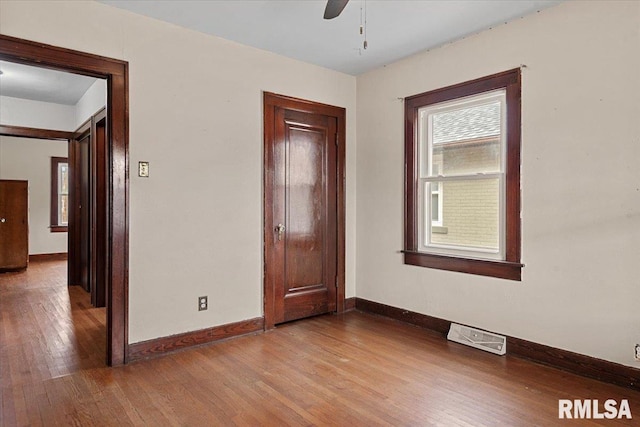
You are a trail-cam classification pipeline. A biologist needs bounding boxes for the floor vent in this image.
[447,323,506,355]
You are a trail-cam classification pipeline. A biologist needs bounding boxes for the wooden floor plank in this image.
[2,260,639,425]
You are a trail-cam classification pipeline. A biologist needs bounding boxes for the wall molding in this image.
[355,298,639,390]
[345,297,356,311]
[29,253,68,262]
[128,317,264,362]
[0,124,73,140]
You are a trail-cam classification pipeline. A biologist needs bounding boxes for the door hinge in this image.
[335,276,339,288]
[335,133,339,146]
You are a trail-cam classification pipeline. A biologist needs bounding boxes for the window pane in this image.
[430,100,502,175]
[428,179,500,251]
[59,163,69,194]
[60,194,68,225]
[431,193,439,222]
[432,138,501,175]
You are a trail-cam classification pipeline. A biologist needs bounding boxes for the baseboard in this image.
[29,253,68,262]
[128,317,264,362]
[355,298,450,334]
[344,297,356,311]
[355,298,639,390]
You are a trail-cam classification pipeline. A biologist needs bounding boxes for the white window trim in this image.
[417,89,507,261]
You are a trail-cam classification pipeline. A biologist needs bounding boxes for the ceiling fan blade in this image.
[324,0,350,20]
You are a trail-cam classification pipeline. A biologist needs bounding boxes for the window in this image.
[51,157,69,232]
[404,69,522,280]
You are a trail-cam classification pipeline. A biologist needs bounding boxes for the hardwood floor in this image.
[2,260,639,425]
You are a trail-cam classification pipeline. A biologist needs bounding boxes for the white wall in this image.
[0,136,68,255]
[75,79,107,128]
[0,81,106,131]
[0,0,357,343]
[0,96,76,131]
[356,0,640,367]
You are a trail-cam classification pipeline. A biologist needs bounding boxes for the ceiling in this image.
[0,0,563,105]
[98,0,563,75]
[0,60,98,105]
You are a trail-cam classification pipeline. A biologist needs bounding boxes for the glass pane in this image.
[429,179,500,251]
[431,101,502,175]
[431,193,439,222]
[60,195,68,225]
[60,163,69,194]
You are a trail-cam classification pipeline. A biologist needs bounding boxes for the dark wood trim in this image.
[128,317,265,362]
[50,156,68,231]
[90,108,108,308]
[403,251,523,281]
[29,253,68,262]
[404,69,522,280]
[0,124,73,140]
[344,297,356,311]
[355,298,450,335]
[0,34,129,366]
[355,298,640,390]
[507,337,640,391]
[263,92,347,329]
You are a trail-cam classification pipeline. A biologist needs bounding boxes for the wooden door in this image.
[264,93,346,327]
[0,180,29,271]
[90,111,107,308]
[69,124,91,291]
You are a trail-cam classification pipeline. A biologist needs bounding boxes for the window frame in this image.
[404,69,523,281]
[50,156,69,232]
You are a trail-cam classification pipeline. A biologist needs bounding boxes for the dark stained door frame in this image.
[91,109,108,308]
[0,35,129,366]
[263,92,346,329]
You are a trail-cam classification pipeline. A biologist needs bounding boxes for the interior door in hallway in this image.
[264,93,346,326]
[0,180,28,271]
[69,124,91,292]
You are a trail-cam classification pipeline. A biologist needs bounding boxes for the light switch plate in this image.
[138,161,149,177]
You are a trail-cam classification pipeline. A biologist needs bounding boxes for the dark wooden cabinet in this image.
[0,180,29,271]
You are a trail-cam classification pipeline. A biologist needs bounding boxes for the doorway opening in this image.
[0,34,129,365]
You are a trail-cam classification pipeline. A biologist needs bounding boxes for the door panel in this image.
[282,111,337,322]
[265,94,344,327]
[69,125,91,292]
[0,180,28,270]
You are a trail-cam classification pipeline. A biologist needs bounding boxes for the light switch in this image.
[138,161,149,177]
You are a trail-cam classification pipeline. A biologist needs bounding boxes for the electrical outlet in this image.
[198,296,208,311]
[635,344,640,361]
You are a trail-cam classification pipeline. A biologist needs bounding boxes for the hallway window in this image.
[51,156,68,232]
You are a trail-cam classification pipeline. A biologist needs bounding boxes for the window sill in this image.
[402,250,522,281]
[50,226,68,233]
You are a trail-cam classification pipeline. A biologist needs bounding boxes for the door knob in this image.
[275,223,286,241]
[0,218,5,223]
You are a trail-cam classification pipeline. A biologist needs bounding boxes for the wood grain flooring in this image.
[2,260,640,425]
